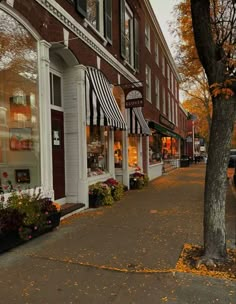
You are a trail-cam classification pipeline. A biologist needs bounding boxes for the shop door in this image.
[51,109,65,199]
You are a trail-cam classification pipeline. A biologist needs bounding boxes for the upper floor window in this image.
[146,65,151,102]
[87,0,103,32]
[168,93,171,120]
[120,0,139,70]
[162,55,165,77]
[76,0,112,43]
[167,64,170,89]
[162,88,166,115]
[155,77,160,109]
[145,22,151,51]
[175,81,178,99]
[175,103,178,126]
[154,40,159,65]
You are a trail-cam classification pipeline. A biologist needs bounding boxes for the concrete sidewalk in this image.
[0,165,236,304]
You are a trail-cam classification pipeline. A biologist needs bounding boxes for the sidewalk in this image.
[0,165,235,304]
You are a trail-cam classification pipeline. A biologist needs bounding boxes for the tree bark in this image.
[204,96,236,259]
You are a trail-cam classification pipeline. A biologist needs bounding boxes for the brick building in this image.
[0,0,187,208]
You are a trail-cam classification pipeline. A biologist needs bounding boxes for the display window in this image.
[128,136,138,168]
[149,133,162,165]
[87,126,109,177]
[162,137,179,159]
[114,131,123,168]
[0,10,40,193]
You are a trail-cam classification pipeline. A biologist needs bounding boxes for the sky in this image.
[149,0,179,55]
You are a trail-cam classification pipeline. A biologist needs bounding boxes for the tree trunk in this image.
[204,96,236,260]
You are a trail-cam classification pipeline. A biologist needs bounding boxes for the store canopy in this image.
[148,121,181,139]
[128,108,151,135]
[85,67,127,130]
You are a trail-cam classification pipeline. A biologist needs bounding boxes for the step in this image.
[60,202,85,217]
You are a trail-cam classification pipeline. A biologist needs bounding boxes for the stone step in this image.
[60,202,85,217]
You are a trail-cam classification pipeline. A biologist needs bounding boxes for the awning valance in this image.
[128,107,151,135]
[85,67,127,130]
[148,121,181,139]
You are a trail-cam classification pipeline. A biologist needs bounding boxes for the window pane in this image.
[128,136,138,168]
[87,126,108,176]
[114,131,122,168]
[87,0,99,30]
[0,9,40,192]
[53,75,62,107]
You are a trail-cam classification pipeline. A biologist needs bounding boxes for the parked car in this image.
[228,149,236,168]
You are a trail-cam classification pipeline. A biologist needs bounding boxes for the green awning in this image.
[148,121,181,139]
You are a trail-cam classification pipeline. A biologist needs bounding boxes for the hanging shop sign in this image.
[159,114,175,130]
[124,85,144,108]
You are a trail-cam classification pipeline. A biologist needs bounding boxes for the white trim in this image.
[38,40,54,197]
[63,28,69,48]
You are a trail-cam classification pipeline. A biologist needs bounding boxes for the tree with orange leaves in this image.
[172,0,212,143]
[175,0,236,267]
[190,0,236,267]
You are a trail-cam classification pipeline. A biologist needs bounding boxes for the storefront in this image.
[147,119,181,180]
[113,87,151,187]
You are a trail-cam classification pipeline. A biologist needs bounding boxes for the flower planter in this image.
[0,212,61,254]
[89,194,103,208]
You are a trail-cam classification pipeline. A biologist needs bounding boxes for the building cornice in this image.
[35,0,139,84]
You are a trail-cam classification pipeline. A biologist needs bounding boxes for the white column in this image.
[109,130,115,178]
[76,65,89,206]
[122,114,129,188]
[146,136,150,177]
[138,136,143,170]
[38,40,54,197]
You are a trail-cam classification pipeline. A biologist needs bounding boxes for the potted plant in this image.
[129,172,149,190]
[89,182,114,208]
[104,178,124,201]
[0,190,61,253]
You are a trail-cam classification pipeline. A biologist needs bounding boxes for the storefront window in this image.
[128,136,138,168]
[149,133,162,165]
[0,10,40,192]
[162,137,179,159]
[114,131,123,168]
[87,126,108,177]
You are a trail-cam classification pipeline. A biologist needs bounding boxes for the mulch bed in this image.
[176,243,236,280]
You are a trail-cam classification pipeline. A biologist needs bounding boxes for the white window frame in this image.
[146,65,151,102]
[145,21,151,51]
[50,70,63,111]
[155,77,160,109]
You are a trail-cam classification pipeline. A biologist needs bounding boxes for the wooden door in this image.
[51,109,65,199]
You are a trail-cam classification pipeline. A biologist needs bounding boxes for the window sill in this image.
[123,60,136,74]
[83,20,108,46]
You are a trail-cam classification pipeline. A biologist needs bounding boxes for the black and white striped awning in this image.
[127,107,151,135]
[85,67,127,130]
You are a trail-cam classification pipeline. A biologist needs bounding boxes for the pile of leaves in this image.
[176,244,236,280]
